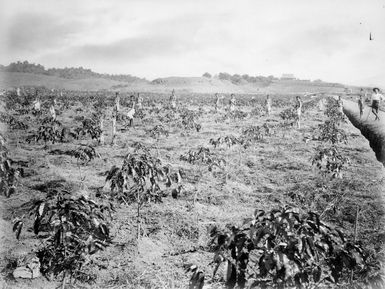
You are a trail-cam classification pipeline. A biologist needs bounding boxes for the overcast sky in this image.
[0,0,384,86]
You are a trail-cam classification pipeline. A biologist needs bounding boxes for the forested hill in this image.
[0,61,147,83]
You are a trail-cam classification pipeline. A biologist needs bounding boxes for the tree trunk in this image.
[111,116,116,145]
[99,118,104,145]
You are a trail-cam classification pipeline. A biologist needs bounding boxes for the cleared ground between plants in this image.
[1,93,384,288]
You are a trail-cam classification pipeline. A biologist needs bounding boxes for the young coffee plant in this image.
[77,118,102,140]
[242,125,265,140]
[0,141,22,198]
[27,119,63,145]
[104,152,182,238]
[210,135,243,149]
[8,116,29,130]
[105,152,181,203]
[317,120,348,145]
[146,125,169,155]
[134,108,146,120]
[219,110,248,122]
[279,108,298,126]
[312,145,350,179]
[189,206,366,289]
[324,97,346,124]
[13,189,113,283]
[180,109,202,132]
[131,141,151,154]
[69,145,100,165]
[180,147,226,172]
[146,124,169,140]
[250,106,264,117]
[312,97,349,178]
[240,125,273,148]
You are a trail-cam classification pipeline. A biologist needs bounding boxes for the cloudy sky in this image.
[0,0,384,86]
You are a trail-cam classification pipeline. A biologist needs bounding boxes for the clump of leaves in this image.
[279,108,298,125]
[242,125,265,140]
[190,207,366,289]
[250,106,264,117]
[312,145,350,179]
[27,119,63,144]
[8,116,29,130]
[69,145,100,165]
[134,109,146,120]
[131,141,150,154]
[210,135,243,149]
[105,152,182,204]
[324,97,346,124]
[105,152,182,239]
[77,118,102,140]
[158,111,176,124]
[180,109,202,132]
[13,189,113,282]
[219,110,248,122]
[317,120,348,145]
[180,147,226,171]
[0,140,22,198]
[146,124,169,140]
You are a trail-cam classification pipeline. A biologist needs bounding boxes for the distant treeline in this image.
[201,72,342,87]
[201,71,276,84]
[0,61,146,83]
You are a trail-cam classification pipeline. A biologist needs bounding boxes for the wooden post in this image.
[111,116,116,145]
[115,92,120,112]
[350,205,360,283]
[99,117,104,145]
[353,205,359,242]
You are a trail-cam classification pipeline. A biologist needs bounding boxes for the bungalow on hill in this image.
[281,73,296,80]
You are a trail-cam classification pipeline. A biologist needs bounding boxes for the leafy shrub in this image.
[179,109,202,132]
[312,145,350,179]
[77,118,102,140]
[146,125,169,140]
[8,116,29,130]
[26,119,63,144]
[105,152,181,204]
[0,139,22,198]
[317,120,348,145]
[279,108,297,125]
[210,135,243,149]
[324,97,346,124]
[180,147,226,171]
[69,145,100,165]
[13,190,113,282]
[189,207,366,289]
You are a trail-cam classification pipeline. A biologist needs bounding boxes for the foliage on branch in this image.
[279,108,298,125]
[13,190,113,281]
[180,147,226,171]
[69,145,100,165]
[317,120,348,145]
[179,109,202,132]
[312,145,350,179]
[209,135,243,149]
[189,207,366,289]
[26,119,63,144]
[0,138,22,198]
[105,152,182,204]
[146,125,169,140]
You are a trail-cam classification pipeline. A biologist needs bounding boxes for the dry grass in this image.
[1,94,384,288]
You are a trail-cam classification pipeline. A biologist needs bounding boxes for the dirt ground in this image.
[1,93,384,288]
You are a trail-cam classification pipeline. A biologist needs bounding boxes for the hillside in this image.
[0,71,350,94]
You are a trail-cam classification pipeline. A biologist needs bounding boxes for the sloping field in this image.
[0,72,350,95]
